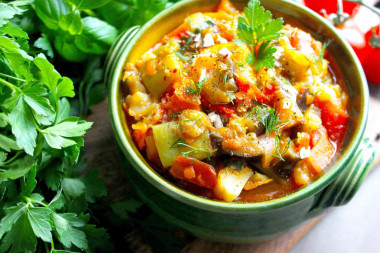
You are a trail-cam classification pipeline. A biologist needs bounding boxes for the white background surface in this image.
[291,165,380,253]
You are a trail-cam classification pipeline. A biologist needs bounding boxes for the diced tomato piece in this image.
[315,100,348,144]
[161,83,201,116]
[169,156,217,189]
[235,76,250,92]
[201,96,236,117]
[262,84,277,107]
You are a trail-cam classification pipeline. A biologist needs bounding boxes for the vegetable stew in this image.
[121,0,349,202]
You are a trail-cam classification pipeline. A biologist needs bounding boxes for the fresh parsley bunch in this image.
[0,2,110,252]
[237,0,284,69]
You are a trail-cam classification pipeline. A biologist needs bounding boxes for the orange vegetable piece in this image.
[169,156,217,189]
[305,127,335,174]
[217,0,237,14]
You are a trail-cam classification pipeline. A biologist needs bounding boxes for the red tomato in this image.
[361,25,380,84]
[169,156,217,189]
[334,6,380,63]
[303,0,359,15]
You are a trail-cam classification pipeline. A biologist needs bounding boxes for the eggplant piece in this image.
[222,133,264,158]
[296,91,308,113]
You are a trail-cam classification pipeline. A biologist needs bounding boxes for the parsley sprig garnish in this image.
[237,0,284,69]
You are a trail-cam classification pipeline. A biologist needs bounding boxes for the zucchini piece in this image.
[141,54,181,98]
[152,121,212,168]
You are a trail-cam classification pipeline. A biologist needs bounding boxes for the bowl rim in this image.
[108,0,369,212]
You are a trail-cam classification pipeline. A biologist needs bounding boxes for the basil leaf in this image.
[70,0,111,10]
[54,34,88,62]
[58,10,83,35]
[34,0,71,30]
[74,17,117,55]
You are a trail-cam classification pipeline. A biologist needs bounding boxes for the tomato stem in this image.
[369,27,380,48]
[334,0,350,26]
[344,0,380,16]
[344,0,380,47]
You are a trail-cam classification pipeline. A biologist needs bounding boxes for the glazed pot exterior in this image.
[120,151,318,242]
[106,0,376,243]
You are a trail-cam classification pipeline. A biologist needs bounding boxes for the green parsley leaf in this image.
[8,95,37,155]
[0,151,6,163]
[110,198,143,220]
[78,224,113,252]
[42,120,92,149]
[52,212,88,250]
[0,133,20,152]
[0,203,27,240]
[0,2,28,27]
[62,178,86,198]
[0,23,29,39]
[0,155,34,180]
[26,207,52,242]
[34,34,54,58]
[80,169,107,203]
[34,56,75,100]
[0,211,37,253]
[0,113,8,127]
[237,0,283,70]
[22,83,54,117]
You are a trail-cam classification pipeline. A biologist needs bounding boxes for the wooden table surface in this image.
[83,82,380,252]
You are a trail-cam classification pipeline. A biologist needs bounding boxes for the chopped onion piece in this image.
[300,147,311,159]
[203,33,215,47]
[218,47,232,57]
[208,112,223,128]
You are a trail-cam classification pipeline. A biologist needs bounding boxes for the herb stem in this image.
[50,239,55,253]
[0,73,26,82]
[0,151,23,166]
[33,120,42,133]
[53,100,59,125]
[25,196,50,208]
[0,78,22,92]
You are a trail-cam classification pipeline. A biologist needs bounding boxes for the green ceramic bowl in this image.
[105,0,377,243]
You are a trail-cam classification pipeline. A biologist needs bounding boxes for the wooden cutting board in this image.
[83,83,380,252]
